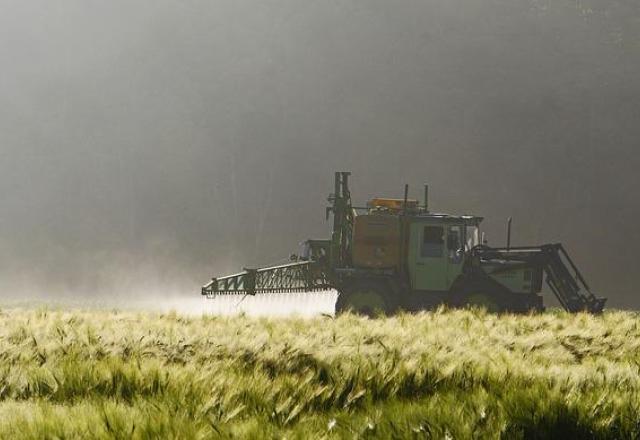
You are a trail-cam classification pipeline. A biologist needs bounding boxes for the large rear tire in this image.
[450,279,510,313]
[460,292,503,313]
[335,281,396,317]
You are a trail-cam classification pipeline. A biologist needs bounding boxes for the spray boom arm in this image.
[202,260,331,297]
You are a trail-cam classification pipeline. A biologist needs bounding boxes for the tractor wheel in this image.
[462,292,502,313]
[450,281,510,313]
[335,281,394,317]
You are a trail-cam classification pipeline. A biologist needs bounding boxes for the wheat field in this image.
[0,307,638,439]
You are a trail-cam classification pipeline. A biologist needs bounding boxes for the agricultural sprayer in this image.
[202,172,606,314]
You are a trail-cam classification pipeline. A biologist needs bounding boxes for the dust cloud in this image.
[0,0,638,309]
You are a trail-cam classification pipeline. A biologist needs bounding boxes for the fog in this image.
[1,0,638,310]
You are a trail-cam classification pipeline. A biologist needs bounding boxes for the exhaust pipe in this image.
[423,184,429,212]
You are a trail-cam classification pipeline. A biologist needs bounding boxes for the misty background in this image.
[1,0,638,308]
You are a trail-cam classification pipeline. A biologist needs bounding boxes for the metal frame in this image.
[472,244,605,313]
[202,261,332,297]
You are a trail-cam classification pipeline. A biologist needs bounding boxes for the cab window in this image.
[447,226,462,263]
[464,225,479,250]
[421,226,444,257]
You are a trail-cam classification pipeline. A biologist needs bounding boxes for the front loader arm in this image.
[472,244,606,313]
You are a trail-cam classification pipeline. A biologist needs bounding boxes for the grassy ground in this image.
[0,307,638,439]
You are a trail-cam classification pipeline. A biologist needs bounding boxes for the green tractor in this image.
[202,172,605,315]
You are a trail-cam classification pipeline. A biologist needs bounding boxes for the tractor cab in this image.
[407,214,482,292]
